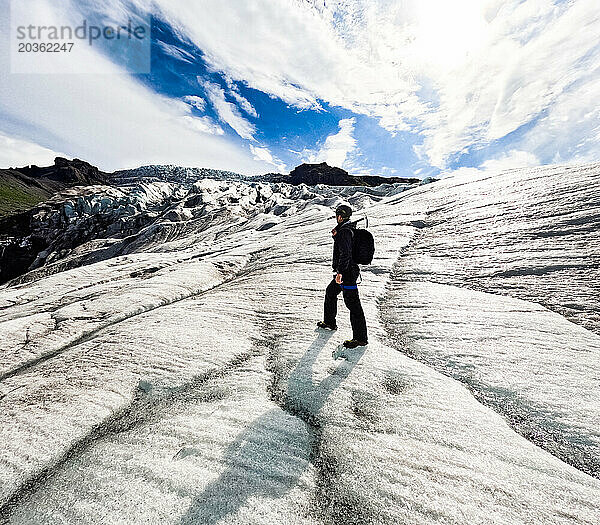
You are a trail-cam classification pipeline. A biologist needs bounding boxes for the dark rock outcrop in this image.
[17,157,108,186]
[289,163,356,185]
[267,163,420,187]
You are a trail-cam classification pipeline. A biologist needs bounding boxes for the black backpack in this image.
[351,219,375,264]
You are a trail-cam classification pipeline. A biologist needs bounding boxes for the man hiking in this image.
[317,204,368,348]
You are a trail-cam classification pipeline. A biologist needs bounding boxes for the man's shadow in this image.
[177,332,366,524]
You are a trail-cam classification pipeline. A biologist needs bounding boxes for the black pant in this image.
[323,279,368,342]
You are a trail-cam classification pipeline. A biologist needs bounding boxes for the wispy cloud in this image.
[181,116,224,136]
[156,40,196,64]
[420,0,600,168]
[182,95,207,112]
[0,1,275,173]
[480,150,539,173]
[231,90,259,119]
[520,76,600,166]
[154,0,600,169]
[199,79,257,141]
[301,118,359,169]
[224,78,259,118]
[249,145,286,173]
[2,0,597,176]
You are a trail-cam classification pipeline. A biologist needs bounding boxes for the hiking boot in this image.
[343,339,368,349]
[317,321,337,331]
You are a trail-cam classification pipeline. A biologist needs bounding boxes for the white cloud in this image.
[181,116,224,136]
[200,79,257,141]
[480,150,539,173]
[230,91,259,118]
[153,0,600,168]
[156,41,196,64]
[520,76,600,166]
[249,145,286,173]
[153,0,423,122]
[439,149,539,179]
[303,118,358,169]
[182,95,207,112]
[0,0,275,174]
[224,78,259,118]
[3,0,597,175]
[403,0,600,167]
[0,131,65,169]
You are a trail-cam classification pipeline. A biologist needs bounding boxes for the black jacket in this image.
[332,220,359,282]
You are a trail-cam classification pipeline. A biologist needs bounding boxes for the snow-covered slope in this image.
[381,163,600,478]
[0,164,599,524]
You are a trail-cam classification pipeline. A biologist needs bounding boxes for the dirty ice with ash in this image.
[0,162,599,524]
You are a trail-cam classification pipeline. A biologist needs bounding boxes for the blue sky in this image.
[145,17,427,176]
[0,0,598,177]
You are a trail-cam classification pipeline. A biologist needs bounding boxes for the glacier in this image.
[0,163,599,524]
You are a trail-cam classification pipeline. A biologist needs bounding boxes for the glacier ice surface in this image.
[0,164,599,524]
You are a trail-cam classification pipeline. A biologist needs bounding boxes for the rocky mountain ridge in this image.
[269,162,421,186]
[17,157,109,186]
[1,158,420,218]
[0,157,108,216]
